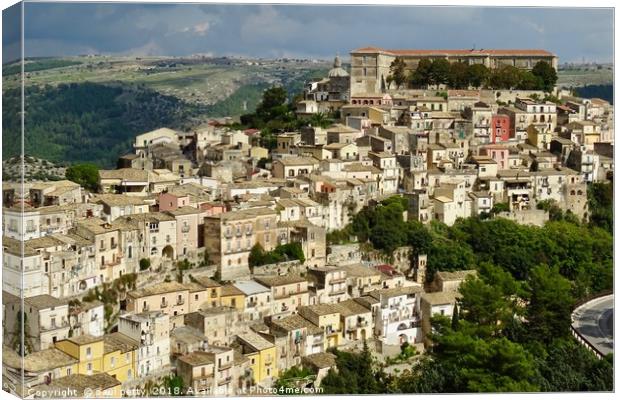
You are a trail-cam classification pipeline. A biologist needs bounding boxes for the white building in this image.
[370,286,423,346]
[118,312,171,377]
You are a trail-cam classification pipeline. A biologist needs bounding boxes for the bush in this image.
[139,258,151,271]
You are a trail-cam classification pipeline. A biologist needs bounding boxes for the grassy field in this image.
[557,67,613,88]
[3,56,330,110]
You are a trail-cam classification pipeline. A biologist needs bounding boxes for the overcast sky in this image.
[2,3,614,64]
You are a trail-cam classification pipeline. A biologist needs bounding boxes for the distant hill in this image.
[1,56,331,167]
[2,82,208,168]
[2,58,83,76]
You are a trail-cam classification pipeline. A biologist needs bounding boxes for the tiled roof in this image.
[3,346,76,372]
[237,331,274,352]
[352,47,554,57]
[128,281,188,298]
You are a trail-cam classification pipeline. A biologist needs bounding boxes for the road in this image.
[571,295,614,356]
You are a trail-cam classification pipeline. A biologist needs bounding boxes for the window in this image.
[67,368,72,376]
[87,363,92,372]
[110,357,115,368]
[86,347,92,357]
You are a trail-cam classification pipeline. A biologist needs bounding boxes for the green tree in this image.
[518,71,544,90]
[467,64,489,87]
[526,265,574,343]
[409,59,432,88]
[448,62,470,89]
[429,59,451,86]
[275,366,314,390]
[588,182,613,233]
[65,163,99,192]
[489,65,521,89]
[139,258,151,271]
[388,57,407,89]
[532,61,558,92]
[161,375,184,396]
[321,342,388,394]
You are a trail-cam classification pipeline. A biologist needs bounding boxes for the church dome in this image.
[328,55,349,78]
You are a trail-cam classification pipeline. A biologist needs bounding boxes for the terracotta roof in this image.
[3,346,76,372]
[303,352,337,369]
[352,47,554,57]
[33,373,121,396]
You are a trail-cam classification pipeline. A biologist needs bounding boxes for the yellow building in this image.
[249,146,269,160]
[102,333,139,383]
[54,333,138,384]
[192,275,222,309]
[527,124,552,150]
[2,346,78,396]
[33,373,122,398]
[55,335,104,376]
[236,331,278,384]
[298,304,342,348]
[220,284,246,311]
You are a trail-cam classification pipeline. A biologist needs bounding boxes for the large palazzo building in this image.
[350,46,558,95]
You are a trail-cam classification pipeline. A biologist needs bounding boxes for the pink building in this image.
[159,192,191,211]
[491,114,510,143]
[480,144,510,170]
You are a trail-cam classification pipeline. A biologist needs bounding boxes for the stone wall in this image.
[326,243,362,265]
[497,209,549,227]
[252,260,306,277]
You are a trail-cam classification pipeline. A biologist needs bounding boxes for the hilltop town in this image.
[2,47,614,396]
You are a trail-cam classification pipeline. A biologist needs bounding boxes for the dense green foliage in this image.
[248,242,306,267]
[390,259,612,393]
[274,366,315,391]
[2,58,83,76]
[139,258,151,271]
[205,82,270,117]
[387,57,407,89]
[574,84,613,104]
[405,59,557,91]
[331,189,613,393]
[321,342,390,394]
[588,181,613,233]
[65,163,100,192]
[328,196,431,255]
[2,82,207,167]
[238,86,335,149]
[161,375,184,396]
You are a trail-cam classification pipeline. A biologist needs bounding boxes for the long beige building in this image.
[350,46,558,95]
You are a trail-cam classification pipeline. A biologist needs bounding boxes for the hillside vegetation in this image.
[2,82,207,167]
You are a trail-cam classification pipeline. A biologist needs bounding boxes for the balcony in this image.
[218,375,232,385]
[181,225,191,233]
[42,320,69,332]
[142,304,150,312]
[281,304,289,312]
[111,243,117,250]
[161,300,169,308]
[330,277,347,285]
[177,298,185,306]
[218,362,233,371]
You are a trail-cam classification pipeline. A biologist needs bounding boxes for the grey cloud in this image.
[2,3,613,64]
